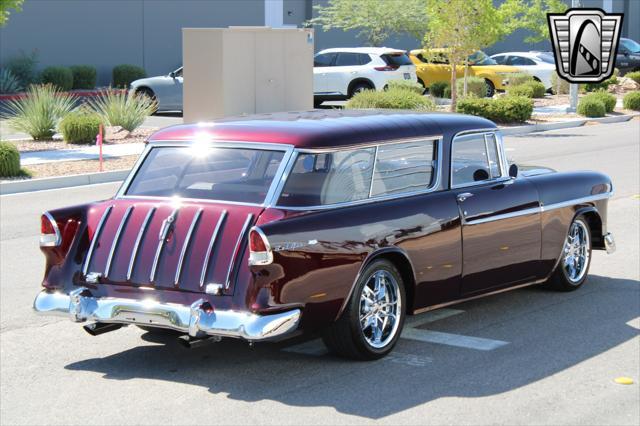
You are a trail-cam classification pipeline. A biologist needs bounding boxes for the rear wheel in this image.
[322,259,406,360]
[135,87,158,113]
[484,79,495,97]
[545,216,592,291]
[348,81,373,98]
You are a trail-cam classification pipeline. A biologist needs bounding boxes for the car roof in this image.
[317,47,406,55]
[491,52,542,58]
[147,110,496,149]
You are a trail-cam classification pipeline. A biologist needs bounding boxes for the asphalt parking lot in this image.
[1,120,638,425]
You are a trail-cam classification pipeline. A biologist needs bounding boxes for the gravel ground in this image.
[21,155,138,179]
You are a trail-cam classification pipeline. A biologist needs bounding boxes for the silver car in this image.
[129,66,183,112]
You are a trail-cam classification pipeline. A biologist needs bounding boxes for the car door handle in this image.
[457,192,474,202]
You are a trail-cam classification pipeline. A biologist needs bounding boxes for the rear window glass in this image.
[278,148,375,207]
[382,53,413,66]
[371,140,436,196]
[125,146,284,204]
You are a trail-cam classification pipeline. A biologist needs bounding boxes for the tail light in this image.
[40,212,61,247]
[374,65,399,71]
[248,227,273,266]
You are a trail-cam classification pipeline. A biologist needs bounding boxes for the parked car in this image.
[313,48,417,106]
[615,38,640,75]
[130,66,183,112]
[33,110,615,360]
[410,49,521,97]
[490,51,556,90]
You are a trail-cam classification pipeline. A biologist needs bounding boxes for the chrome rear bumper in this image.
[604,232,616,254]
[33,288,301,341]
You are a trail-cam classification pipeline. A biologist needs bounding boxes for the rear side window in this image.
[371,140,436,196]
[126,147,284,204]
[381,52,413,66]
[492,55,507,64]
[314,53,336,67]
[335,53,370,66]
[507,56,536,66]
[278,148,375,206]
[451,133,502,187]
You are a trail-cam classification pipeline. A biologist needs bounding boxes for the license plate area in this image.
[404,73,411,80]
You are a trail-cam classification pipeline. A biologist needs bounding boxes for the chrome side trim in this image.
[104,205,134,278]
[604,232,616,254]
[465,206,541,226]
[174,208,203,287]
[540,193,613,212]
[368,146,380,198]
[200,210,227,289]
[82,205,114,276]
[127,207,156,281]
[263,147,297,207]
[225,214,253,289]
[274,137,443,211]
[33,289,301,341]
[40,211,62,247]
[150,208,180,283]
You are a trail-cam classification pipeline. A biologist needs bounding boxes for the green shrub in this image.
[6,50,39,88]
[88,89,157,131]
[112,64,146,88]
[429,81,449,98]
[527,81,547,98]
[508,84,534,98]
[551,71,570,95]
[507,72,535,87]
[457,76,486,98]
[70,65,97,90]
[577,97,606,117]
[3,84,77,140]
[387,80,424,94]
[0,68,22,94]
[456,96,533,123]
[40,66,74,91]
[625,71,640,85]
[59,110,103,144]
[584,77,617,92]
[622,91,640,110]
[345,87,436,111]
[443,85,452,99]
[583,91,616,113]
[0,141,21,177]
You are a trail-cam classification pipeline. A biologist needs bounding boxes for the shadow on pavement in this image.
[65,275,639,419]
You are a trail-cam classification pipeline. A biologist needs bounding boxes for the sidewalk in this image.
[20,143,145,165]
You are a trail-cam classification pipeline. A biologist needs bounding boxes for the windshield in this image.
[125,146,284,204]
[621,38,640,53]
[468,51,498,66]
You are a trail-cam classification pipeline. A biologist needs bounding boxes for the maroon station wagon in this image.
[34,111,615,360]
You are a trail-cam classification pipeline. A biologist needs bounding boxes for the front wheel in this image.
[322,259,406,360]
[348,82,373,98]
[484,79,495,98]
[545,216,592,291]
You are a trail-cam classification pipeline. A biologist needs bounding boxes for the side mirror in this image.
[169,71,176,78]
[473,169,490,182]
[509,164,518,178]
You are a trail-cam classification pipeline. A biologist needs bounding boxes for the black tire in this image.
[417,78,427,94]
[544,216,592,291]
[348,81,374,98]
[135,87,158,113]
[322,259,406,360]
[484,79,495,98]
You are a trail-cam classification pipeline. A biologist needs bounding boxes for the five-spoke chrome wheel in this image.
[562,219,591,284]
[359,270,402,349]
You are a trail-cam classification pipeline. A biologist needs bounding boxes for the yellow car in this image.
[409,49,521,97]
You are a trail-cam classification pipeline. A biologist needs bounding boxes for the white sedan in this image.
[490,52,556,90]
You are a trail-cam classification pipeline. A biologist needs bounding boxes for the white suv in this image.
[313,47,417,106]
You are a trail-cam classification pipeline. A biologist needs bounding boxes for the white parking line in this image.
[401,328,509,351]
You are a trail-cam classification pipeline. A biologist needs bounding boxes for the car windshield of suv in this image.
[468,51,498,66]
[621,38,640,53]
[125,146,284,204]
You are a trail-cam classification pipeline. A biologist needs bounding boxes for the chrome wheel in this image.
[563,219,591,283]
[359,270,402,349]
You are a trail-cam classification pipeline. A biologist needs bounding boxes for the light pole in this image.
[567,0,581,112]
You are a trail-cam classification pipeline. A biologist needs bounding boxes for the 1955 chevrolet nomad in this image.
[34,110,615,360]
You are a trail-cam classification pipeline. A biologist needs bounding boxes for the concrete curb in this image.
[0,169,128,195]
[499,113,638,135]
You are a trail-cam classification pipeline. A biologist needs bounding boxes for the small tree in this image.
[309,0,426,46]
[0,0,24,27]
[502,0,568,44]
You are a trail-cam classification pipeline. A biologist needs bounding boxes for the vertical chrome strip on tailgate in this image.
[150,208,180,283]
[174,208,203,287]
[127,207,156,281]
[199,210,227,289]
[225,213,254,289]
[82,205,114,276]
[104,205,134,278]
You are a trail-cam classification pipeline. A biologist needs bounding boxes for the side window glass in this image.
[493,55,506,64]
[358,54,372,65]
[314,53,335,67]
[371,140,436,196]
[451,133,502,187]
[335,53,362,66]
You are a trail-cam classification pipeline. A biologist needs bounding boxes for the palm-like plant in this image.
[0,68,23,94]
[4,84,77,140]
[88,89,157,132]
